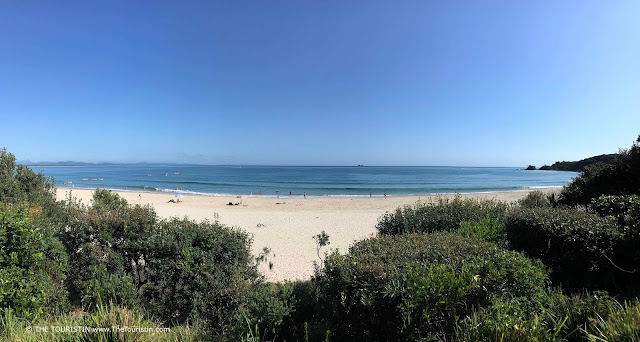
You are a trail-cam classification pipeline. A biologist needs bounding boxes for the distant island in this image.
[525,153,618,172]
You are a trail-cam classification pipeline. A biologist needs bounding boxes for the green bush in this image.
[0,207,67,320]
[376,196,509,236]
[0,148,56,206]
[240,282,298,341]
[314,232,548,341]
[82,273,140,311]
[457,216,506,245]
[66,242,129,308]
[504,208,637,294]
[143,218,261,334]
[60,190,157,307]
[559,135,640,207]
[592,194,640,227]
[518,190,552,209]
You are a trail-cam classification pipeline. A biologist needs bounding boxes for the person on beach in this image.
[276,189,279,198]
[289,191,292,196]
[304,192,306,198]
[370,192,372,198]
[384,192,387,199]
[139,194,141,200]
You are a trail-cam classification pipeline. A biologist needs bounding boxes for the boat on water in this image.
[82,178,88,181]
[64,181,72,185]
[174,172,181,175]
[98,178,103,181]
[91,178,97,181]
[147,174,152,176]
[165,173,168,176]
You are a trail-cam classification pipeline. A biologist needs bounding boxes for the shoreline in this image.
[54,184,564,199]
[56,188,559,282]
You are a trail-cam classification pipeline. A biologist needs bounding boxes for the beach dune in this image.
[56,189,555,282]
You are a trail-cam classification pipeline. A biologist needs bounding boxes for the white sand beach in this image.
[56,189,557,282]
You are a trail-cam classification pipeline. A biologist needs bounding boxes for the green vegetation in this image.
[314,233,548,340]
[504,208,632,293]
[3,134,640,341]
[457,215,506,245]
[376,196,508,236]
[558,136,640,207]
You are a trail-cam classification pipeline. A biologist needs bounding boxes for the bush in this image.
[518,190,552,209]
[559,135,640,207]
[457,216,506,245]
[0,148,56,207]
[592,194,640,227]
[60,190,157,307]
[240,282,298,341]
[143,218,261,334]
[314,232,548,341]
[504,208,638,294]
[0,207,67,320]
[376,196,509,236]
[82,273,140,311]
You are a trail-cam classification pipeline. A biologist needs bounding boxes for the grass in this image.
[0,303,204,342]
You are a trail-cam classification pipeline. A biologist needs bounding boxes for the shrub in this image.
[82,273,140,311]
[376,196,509,236]
[517,190,552,209]
[457,216,506,245]
[60,190,157,307]
[240,282,297,341]
[66,242,128,308]
[314,232,548,341]
[0,207,68,320]
[504,208,637,294]
[591,194,640,227]
[143,218,261,334]
[0,148,56,206]
[559,135,640,207]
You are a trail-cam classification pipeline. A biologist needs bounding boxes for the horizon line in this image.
[22,161,559,169]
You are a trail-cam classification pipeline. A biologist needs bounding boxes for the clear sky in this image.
[1,1,639,166]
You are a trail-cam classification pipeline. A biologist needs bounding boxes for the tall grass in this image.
[0,303,203,342]
[585,300,640,342]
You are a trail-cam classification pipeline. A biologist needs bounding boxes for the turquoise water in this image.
[35,165,577,197]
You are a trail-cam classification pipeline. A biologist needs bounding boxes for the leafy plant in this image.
[457,215,506,245]
[505,207,637,294]
[376,196,508,236]
[312,231,330,264]
[314,232,548,340]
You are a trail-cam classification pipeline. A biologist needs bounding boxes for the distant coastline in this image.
[525,153,618,172]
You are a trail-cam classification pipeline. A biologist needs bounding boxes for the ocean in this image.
[34,165,577,198]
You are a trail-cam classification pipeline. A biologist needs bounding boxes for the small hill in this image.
[538,154,618,172]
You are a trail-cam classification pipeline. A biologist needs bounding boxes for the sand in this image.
[55,188,557,282]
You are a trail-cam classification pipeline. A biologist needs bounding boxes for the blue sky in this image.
[1,1,639,166]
